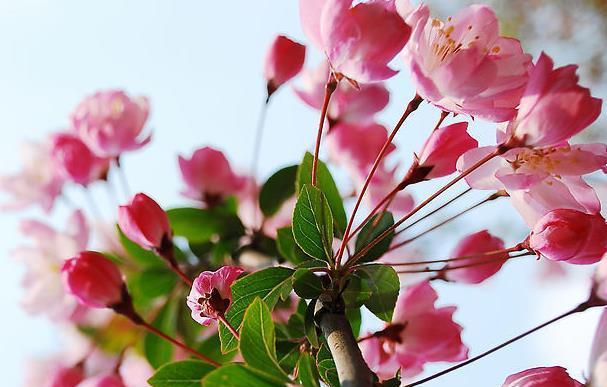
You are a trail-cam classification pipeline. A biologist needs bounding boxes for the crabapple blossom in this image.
[264,35,306,96]
[400,3,531,122]
[118,193,171,251]
[118,350,154,387]
[62,251,124,308]
[48,365,85,387]
[0,140,63,212]
[186,266,243,326]
[71,89,151,158]
[528,209,607,264]
[300,0,411,83]
[501,367,583,387]
[443,230,508,284]
[51,133,110,186]
[178,146,246,205]
[76,373,126,387]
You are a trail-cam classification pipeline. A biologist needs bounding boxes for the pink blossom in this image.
[62,251,124,308]
[47,365,85,387]
[459,143,607,226]
[76,373,125,387]
[118,193,171,250]
[502,367,583,387]
[13,210,88,320]
[26,359,85,387]
[416,122,477,179]
[360,281,467,379]
[186,266,244,326]
[529,209,607,264]
[401,4,531,122]
[300,0,411,83]
[178,146,246,204]
[51,133,110,186]
[294,61,390,125]
[0,140,63,212]
[118,350,154,387]
[444,230,508,284]
[367,170,415,215]
[71,90,151,158]
[264,35,306,95]
[505,53,602,147]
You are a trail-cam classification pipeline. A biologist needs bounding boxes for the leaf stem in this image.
[218,314,240,340]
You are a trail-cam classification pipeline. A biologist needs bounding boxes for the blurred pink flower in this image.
[118,350,154,387]
[62,251,124,308]
[360,281,467,379]
[529,209,607,264]
[178,146,246,205]
[187,266,243,326]
[300,0,410,83]
[294,61,390,125]
[0,140,63,212]
[71,89,151,158]
[506,53,602,148]
[264,35,306,95]
[51,133,110,186]
[366,170,415,215]
[444,230,508,284]
[502,367,583,387]
[76,373,125,387]
[401,3,531,122]
[13,210,88,320]
[118,193,171,250]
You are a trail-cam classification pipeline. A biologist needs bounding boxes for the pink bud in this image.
[264,35,306,95]
[51,133,109,186]
[62,251,124,308]
[529,209,607,264]
[417,122,478,179]
[49,365,84,387]
[502,367,583,387]
[186,266,244,326]
[444,230,508,284]
[118,193,171,250]
[76,373,126,387]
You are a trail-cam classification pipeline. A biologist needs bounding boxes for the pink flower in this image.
[505,53,602,147]
[529,209,607,264]
[264,35,306,95]
[360,281,467,379]
[62,251,124,308]
[294,61,390,125]
[300,0,411,83]
[118,193,171,250]
[118,350,154,387]
[416,122,477,179]
[401,4,531,122]
[459,143,607,226]
[444,230,508,284]
[178,146,246,204]
[367,170,415,215]
[71,89,151,158]
[51,133,110,186]
[0,140,63,212]
[186,266,244,326]
[13,210,88,320]
[47,365,85,387]
[76,373,125,387]
[502,367,583,387]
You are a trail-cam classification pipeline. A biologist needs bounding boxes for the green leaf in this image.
[259,165,298,217]
[276,227,309,264]
[202,364,283,387]
[296,152,347,234]
[240,298,290,383]
[342,273,372,308]
[144,300,179,368]
[297,353,321,387]
[198,334,237,365]
[293,184,333,262]
[316,344,339,387]
[292,269,324,299]
[346,307,362,337]
[118,226,162,267]
[356,264,400,322]
[277,341,301,373]
[304,300,320,348]
[129,267,177,304]
[167,207,244,244]
[219,267,294,353]
[148,360,215,387]
[354,212,395,263]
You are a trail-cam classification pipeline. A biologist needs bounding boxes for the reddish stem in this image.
[218,315,240,340]
[382,244,525,267]
[311,73,338,187]
[393,251,531,275]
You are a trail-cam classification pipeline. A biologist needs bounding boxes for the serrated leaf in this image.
[304,300,320,348]
[148,360,215,387]
[202,364,283,387]
[144,300,179,368]
[259,165,298,217]
[342,274,372,308]
[293,184,333,262]
[219,267,294,353]
[240,298,290,383]
[356,264,399,322]
[297,353,321,387]
[293,269,324,299]
[316,344,339,387]
[296,152,347,235]
[354,212,395,263]
[167,207,244,244]
[276,227,309,264]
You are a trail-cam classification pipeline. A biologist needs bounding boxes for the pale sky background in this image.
[0,1,603,386]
